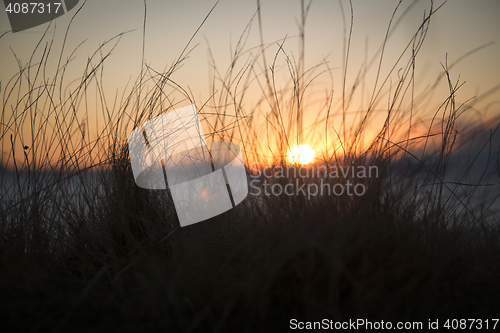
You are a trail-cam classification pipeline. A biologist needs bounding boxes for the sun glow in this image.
[287,145,315,165]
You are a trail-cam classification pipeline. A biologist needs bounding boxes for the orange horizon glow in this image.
[287,145,315,165]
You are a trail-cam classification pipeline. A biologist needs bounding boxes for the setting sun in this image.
[287,145,315,165]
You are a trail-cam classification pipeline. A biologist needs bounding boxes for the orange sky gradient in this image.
[1,0,499,170]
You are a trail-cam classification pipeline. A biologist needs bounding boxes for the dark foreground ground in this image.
[1,159,499,333]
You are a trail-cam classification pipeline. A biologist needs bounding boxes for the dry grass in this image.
[1,1,500,332]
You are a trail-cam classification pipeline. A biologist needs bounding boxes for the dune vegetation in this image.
[1,1,499,331]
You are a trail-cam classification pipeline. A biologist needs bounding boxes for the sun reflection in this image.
[287,145,315,165]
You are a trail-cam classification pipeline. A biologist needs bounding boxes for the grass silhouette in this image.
[1,1,499,331]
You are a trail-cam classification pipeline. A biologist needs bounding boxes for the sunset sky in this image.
[1,0,499,167]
